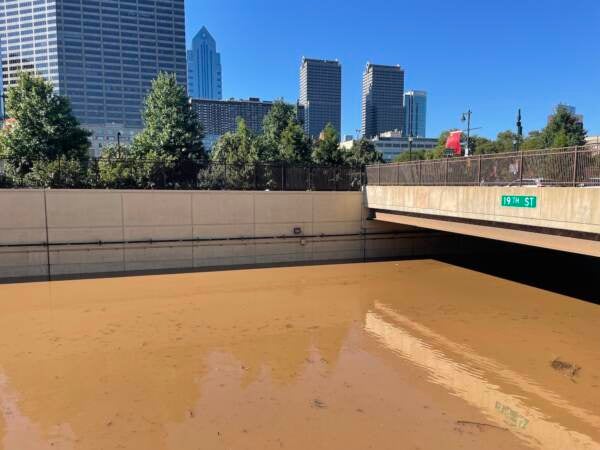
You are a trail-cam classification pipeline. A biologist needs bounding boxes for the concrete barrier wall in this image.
[0,189,474,281]
[366,186,600,234]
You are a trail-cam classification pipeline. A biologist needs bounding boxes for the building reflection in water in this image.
[364,303,600,450]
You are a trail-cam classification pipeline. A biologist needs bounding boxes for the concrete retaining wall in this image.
[366,186,600,235]
[0,189,472,282]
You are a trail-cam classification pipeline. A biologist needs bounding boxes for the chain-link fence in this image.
[0,158,365,191]
[366,145,600,187]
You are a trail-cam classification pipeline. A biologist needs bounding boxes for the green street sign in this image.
[501,195,537,208]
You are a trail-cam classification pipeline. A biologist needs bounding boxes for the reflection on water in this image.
[0,260,598,449]
[365,305,600,450]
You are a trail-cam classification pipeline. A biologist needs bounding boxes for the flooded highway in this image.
[0,260,599,450]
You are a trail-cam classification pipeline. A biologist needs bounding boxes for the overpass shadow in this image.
[436,241,600,305]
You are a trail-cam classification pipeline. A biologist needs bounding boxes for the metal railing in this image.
[366,144,600,187]
[0,158,365,191]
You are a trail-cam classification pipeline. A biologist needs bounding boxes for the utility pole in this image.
[461,110,472,156]
[516,109,523,152]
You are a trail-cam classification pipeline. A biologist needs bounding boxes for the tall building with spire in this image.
[187,27,222,100]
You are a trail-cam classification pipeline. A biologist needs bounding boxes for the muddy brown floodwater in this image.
[0,260,599,450]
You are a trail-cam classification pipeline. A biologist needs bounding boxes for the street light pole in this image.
[461,110,472,156]
[408,135,414,161]
[516,109,523,152]
[115,131,122,160]
[1,93,6,124]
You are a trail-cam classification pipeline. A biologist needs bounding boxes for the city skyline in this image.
[1,1,597,145]
[185,0,599,139]
[0,0,187,155]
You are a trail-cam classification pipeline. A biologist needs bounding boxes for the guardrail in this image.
[366,144,600,187]
[0,159,364,191]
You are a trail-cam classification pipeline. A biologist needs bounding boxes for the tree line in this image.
[395,106,588,162]
[0,72,382,189]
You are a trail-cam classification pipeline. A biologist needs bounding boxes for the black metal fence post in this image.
[572,147,579,186]
[57,156,62,188]
[444,159,449,186]
[519,151,524,186]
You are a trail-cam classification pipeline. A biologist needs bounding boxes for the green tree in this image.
[471,136,499,155]
[0,72,91,184]
[262,100,297,143]
[394,149,428,162]
[260,100,309,162]
[208,118,259,189]
[211,118,257,164]
[312,123,345,165]
[130,72,205,188]
[97,144,136,188]
[494,130,520,152]
[521,131,544,150]
[279,120,312,163]
[345,139,384,166]
[542,106,587,148]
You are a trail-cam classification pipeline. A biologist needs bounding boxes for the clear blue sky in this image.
[185,0,600,140]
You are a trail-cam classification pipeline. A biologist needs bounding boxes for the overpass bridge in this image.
[366,146,600,257]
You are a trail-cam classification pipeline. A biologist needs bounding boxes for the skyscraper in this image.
[404,90,427,137]
[187,26,222,100]
[361,63,404,139]
[0,0,187,155]
[299,57,341,138]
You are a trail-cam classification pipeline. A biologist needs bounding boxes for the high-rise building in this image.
[299,57,341,138]
[404,90,427,137]
[361,63,404,139]
[187,26,222,100]
[191,98,305,149]
[0,0,187,155]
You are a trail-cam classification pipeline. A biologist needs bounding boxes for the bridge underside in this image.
[372,210,600,257]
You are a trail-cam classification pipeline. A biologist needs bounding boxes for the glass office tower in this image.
[299,57,341,138]
[0,0,187,155]
[403,90,427,138]
[187,26,222,100]
[361,63,404,139]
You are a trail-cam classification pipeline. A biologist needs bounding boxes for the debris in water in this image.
[455,421,508,432]
[551,358,581,378]
[312,399,327,409]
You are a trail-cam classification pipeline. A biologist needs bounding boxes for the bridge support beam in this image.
[373,211,600,257]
